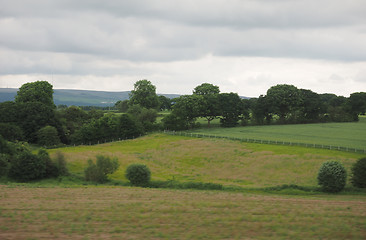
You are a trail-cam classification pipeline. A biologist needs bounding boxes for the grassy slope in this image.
[189,116,366,149]
[49,134,364,189]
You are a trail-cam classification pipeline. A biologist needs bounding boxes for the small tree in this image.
[125,163,151,186]
[84,155,119,183]
[317,161,347,193]
[351,157,366,188]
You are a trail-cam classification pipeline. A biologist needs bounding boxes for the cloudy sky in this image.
[0,0,365,97]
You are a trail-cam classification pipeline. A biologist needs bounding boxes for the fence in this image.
[164,130,366,154]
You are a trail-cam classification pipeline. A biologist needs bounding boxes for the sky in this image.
[0,0,365,97]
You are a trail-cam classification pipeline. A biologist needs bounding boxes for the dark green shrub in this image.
[317,161,347,193]
[0,123,23,142]
[84,155,119,183]
[0,154,11,177]
[351,157,366,188]
[37,125,60,147]
[8,150,46,182]
[53,151,69,176]
[125,164,151,186]
[38,149,59,178]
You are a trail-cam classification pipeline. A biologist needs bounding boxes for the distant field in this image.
[1,186,365,239]
[49,134,364,188]
[189,116,366,150]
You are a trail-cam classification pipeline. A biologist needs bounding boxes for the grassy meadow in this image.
[190,116,366,150]
[1,122,366,239]
[47,134,364,189]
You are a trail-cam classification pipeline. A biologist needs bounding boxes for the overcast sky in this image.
[0,0,365,97]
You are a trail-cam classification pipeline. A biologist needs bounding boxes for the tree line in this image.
[161,83,366,130]
[0,80,366,146]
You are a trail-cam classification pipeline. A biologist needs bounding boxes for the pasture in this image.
[189,116,366,150]
[1,123,366,239]
[48,134,364,188]
[1,185,366,239]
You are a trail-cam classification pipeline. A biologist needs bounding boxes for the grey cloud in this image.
[1,0,366,64]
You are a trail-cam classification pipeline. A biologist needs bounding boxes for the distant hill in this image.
[0,88,181,107]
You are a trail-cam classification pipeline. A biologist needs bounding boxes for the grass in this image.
[1,128,366,239]
[46,134,364,189]
[0,185,365,239]
[188,116,366,150]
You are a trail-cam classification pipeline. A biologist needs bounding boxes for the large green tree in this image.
[193,83,221,127]
[15,81,55,108]
[266,84,301,123]
[218,93,243,127]
[129,80,159,109]
[172,95,201,129]
[193,83,220,95]
[349,92,366,119]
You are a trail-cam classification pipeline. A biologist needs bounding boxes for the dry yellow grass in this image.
[0,185,365,239]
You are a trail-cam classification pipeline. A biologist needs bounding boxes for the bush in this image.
[0,154,11,177]
[38,149,59,178]
[317,161,347,193]
[351,157,366,188]
[0,123,23,142]
[84,155,119,183]
[8,150,46,182]
[125,163,151,186]
[53,151,69,176]
[37,125,60,147]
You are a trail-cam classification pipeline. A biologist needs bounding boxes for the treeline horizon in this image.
[0,80,365,147]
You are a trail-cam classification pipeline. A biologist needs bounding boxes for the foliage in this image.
[218,92,243,127]
[349,92,366,116]
[193,83,221,127]
[0,153,10,177]
[115,100,129,112]
[158,95,172,110]
[266,84,301,123]
[127,104,158,132]
[38,148,59,178]
[193,83,220,95]
[162,112,189,130]
[15,81,55,108]
[125,163,151,186]
[118,114,144,139]
[37,125,61,147]
[18,102,58,143]
[129,79,159,109]
[8,149,46,182]
[317,161,347,193]
[84,155,119,183]
[172,95,201,129]
[351,157,366,188]
[53,151,69,176]
[0,123,23,142]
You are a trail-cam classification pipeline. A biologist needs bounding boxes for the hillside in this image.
[49,133,364,188]
[0,88,180,107]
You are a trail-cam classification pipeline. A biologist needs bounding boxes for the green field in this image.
[44,134,364,189]
[1,125,366,239]
[188,116,366,150]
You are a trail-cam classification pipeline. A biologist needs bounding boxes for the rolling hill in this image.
[0,88,180,107]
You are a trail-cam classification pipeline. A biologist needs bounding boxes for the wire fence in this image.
[164,130,366,154]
